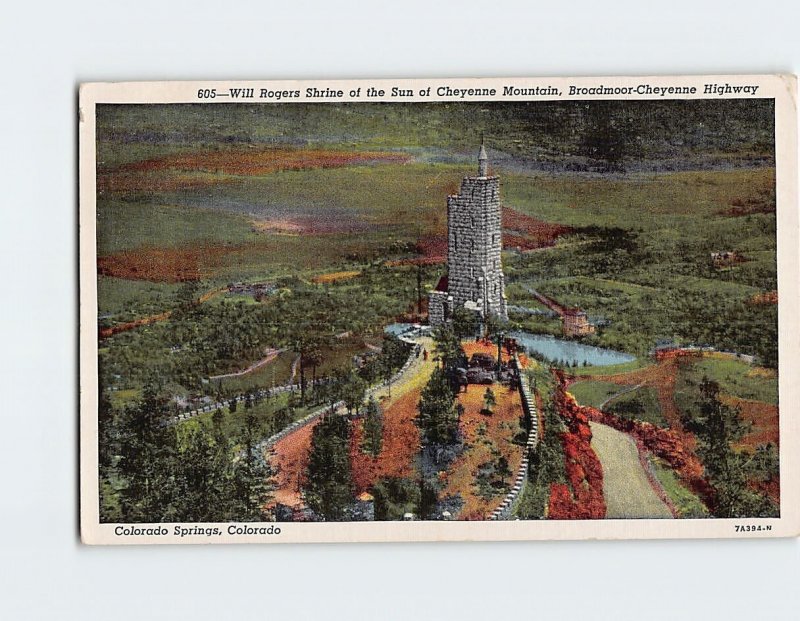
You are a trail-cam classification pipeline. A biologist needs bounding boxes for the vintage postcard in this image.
[79,75,798,544]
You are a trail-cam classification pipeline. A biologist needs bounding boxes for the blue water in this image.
[509,331,635,367]
[385,323,423,337]
[384,324,634,367]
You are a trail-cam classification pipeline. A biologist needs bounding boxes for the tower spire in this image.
[478,135,488,177]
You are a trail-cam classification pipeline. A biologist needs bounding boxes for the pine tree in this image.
[175,425,218,521]
[342,369,367,416]
[417,367,459,449]
[362,396,383,456]
[432,324,464,372]
[689,378,775,518]
[483,387,497,415]
[230,412,272,521]
[304,414,354,520]
[115,385,179,522]
[451,306,480,339]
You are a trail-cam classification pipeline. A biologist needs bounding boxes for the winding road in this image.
[590,422,673,519]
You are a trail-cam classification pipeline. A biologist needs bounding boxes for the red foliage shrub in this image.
[501,207,573,248]
[547,380,606,519]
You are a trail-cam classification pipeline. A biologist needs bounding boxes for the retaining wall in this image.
[489,353,539,520]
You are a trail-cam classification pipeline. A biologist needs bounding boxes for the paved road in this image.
[589,422,673,519]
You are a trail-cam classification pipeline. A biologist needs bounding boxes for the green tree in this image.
[417,367,460,451]
[687,378,776,518]
[418,476,439,520]
[98,387,123,522]
[378,358,395,399]
[286,325,327,404]
[497,455,511,481]
[432,324,465,372]
[176,280,202,311]
[483,387,497,414]
[115,385,179,522]
[306,347,325,388]
[451,306,480,339]
[378,333,411,370]
[304,414,354,520]
[750,443,779,484]
[362,396,383,457]
[229,412,272,521]
[175,424,220,521]
[371,476,419,521]
[342,369,367,416]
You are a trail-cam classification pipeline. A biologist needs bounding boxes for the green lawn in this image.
[507,313,563,338]
[605,386,667,427]
[683,357,778,405]
[97,200,257,255]
[504,168,775,229]
[568,380,623,409]
[568,378,667,426]
[97,276,183,318]
[575,359,650,377]
[648,456,709,518]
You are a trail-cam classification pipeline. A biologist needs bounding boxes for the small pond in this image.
[383,325,635,367]
[509,331,636,367]
[384,323,429,338]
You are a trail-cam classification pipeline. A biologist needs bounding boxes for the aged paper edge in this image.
[79,74,799,544]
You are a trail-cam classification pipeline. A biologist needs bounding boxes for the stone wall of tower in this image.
[428,290,450,326]
[446,175,507,320]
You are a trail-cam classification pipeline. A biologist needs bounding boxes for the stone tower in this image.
[429,143,507,325]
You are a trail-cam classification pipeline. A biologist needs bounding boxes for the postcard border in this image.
[79,74,799,544]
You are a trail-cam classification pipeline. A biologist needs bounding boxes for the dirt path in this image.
[589,422,673,519]
[208,347,285,381]
[598,382,645,410]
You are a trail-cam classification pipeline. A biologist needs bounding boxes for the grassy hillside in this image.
[97,99,774,170]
